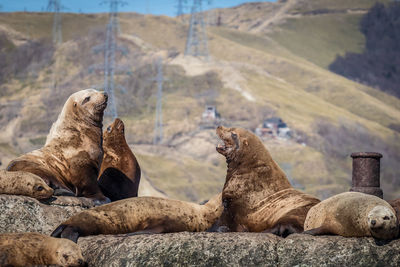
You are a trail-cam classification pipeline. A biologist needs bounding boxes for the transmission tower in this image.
[89,0,129,119]
[176,0,187,17]
[47,0,62,45]
[185,0,211,59]
[47,0,64,92]
[152,58,165,145]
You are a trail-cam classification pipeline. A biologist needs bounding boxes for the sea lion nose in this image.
[78,259,87,267]
[103,92,108,101]
[371,220,376,226]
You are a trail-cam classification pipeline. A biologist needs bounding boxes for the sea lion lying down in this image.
[211,126,320,236]
[0,170,54,200]
[0,232,86,266]
[304,192,399,240]
[51,193,222,243]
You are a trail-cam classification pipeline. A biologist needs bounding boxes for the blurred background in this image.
[0,0,399,202]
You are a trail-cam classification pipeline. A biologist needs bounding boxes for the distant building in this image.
[200,105,221,129]
[256,117,291,139]
[202,105,220,120]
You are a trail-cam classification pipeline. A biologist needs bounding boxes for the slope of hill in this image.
[0,0,399,201]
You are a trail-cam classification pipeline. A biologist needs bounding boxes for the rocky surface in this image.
[1,194,400,266]
[78,233,400,267]
[0,194,93,235]
[79,233,280,267]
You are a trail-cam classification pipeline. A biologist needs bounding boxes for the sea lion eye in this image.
[231,132,237,139]
[63,254,69,261]
[82,96,91,105]
[107,126,112,133]
[37,186,44,191]
[383,216,390,220]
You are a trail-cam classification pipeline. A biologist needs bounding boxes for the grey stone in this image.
[277,234,400,267]
[0,194,93,235]
[2,194,400,266]
[78,232,281,267]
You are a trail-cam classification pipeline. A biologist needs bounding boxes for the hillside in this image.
[0,0,399,202]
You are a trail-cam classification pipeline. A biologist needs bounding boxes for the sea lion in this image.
[388,198,400,221]
[98,118,141,201]
[7,89,109,204]
[304,192,399,240]
[51,193,222,243]
[211,126,320,236]
[0,169,53,199]
[0,232,86,266]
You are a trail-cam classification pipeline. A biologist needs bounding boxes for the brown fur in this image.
[0,232,85,266]
[389,198,400,220]
[98,118,141,200]
[304,192,399,240]
[214,126,320,234]
[51,193,222,242]
[7,89,108,203]
[0,170,53,199]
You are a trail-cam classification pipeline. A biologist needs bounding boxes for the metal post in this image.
[350,152,383,199]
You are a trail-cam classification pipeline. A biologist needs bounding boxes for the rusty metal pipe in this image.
[350,152,383,199]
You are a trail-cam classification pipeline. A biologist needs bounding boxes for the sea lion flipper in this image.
[53,188,75,196]
[98,167,138,201]
[61,226,80,243]
[51,225,80,243]
[302,226,332,236]
[264,223,303,238]
[51,225,66,238]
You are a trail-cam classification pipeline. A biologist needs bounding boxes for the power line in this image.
[89,0,129,119]
[176,0,187,17]
[185,0,211,60]
[152,57,165,145]
[47,0,64,91]
[47,0,62,45]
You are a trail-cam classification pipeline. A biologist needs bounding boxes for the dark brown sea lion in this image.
[7,89,109,205]
[389,198,400,220]
[98,118,141,201]
[0,232,86,266]
[304,192,398,240]
[211,126,320,237]
[0,170,53,199]
[51,193,222,243]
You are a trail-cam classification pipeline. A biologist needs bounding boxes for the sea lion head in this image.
[69,89,108,128]
[216,125,261,164]
[103,118,125,145]
[11,171,54,200]
[367,205,399,240]
[28,174,54,199]
[52,238,86,266]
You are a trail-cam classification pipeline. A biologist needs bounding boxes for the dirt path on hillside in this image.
[251,0,296,33]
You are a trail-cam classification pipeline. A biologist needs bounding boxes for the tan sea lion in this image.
[51,193,222,243]
[7,89,109,205]
[0,232,86,266]
[98,118,141,201]
[211,126,320,236]
[304,192,399,240]
[0,169,53,199]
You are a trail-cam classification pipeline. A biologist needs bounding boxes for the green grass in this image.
[0,12,107,41]
[136,153,225,202]
[289,0,390,14]
[270,14,365,68]
[29,136,46,146]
